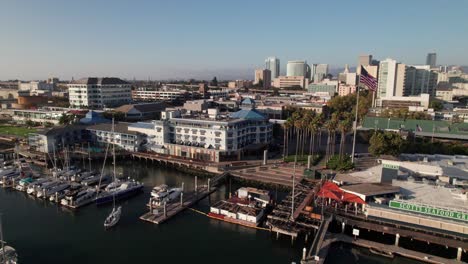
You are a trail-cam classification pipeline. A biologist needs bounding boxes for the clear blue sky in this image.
[1,0,467,80]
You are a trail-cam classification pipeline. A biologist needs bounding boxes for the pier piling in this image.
[457,247,462,261]
[395,233,400,247]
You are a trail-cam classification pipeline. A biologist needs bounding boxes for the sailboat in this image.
[104,118,122,228]
[0,215,18,264]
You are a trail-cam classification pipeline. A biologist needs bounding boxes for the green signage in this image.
[383,163,399,170]
[389,200,468,222]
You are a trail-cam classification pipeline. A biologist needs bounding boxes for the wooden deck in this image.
[140,186,215,224]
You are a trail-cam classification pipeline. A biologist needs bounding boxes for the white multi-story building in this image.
[68,77,131,109]
[129,109,273,162]
[132,88,187,101]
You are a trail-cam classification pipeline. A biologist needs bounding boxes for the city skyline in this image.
[1,0,467,80]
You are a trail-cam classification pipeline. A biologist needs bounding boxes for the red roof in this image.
[317,181,366,205]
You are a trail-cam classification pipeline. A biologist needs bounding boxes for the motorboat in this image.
[45,183,71,201]
[150,185,182,207]
[26,179,50,195]
[96,179,143,205]
[36,181,60,198]
[14,177,34,191]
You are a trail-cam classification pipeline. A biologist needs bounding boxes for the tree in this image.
[369,131,404,157]
[338,113,353,160]
[430,100,443,111]
[210,77,218,87]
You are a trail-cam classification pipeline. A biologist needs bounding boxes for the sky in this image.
[0,0,467,81]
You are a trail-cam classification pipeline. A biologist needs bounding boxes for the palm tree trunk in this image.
[309,131,313,155]
[283,127,287,161]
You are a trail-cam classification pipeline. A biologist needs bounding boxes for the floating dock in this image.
[140,185,215,224]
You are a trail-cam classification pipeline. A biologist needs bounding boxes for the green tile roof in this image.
[362,116,468,139]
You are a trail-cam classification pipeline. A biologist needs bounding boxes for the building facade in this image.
[426,52,437,68]
[313,64,329,83]
[129,109,272,162]
[265,57,280,79]
[68,77,131,109]
[87,122,142,152]
[286,61,307,77]
[273,76,308,89]
[132,89,188,102]
[254,69,272,89]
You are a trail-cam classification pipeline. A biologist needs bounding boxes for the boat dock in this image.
[266,179,322,242]
[139,185,215,224]
[140,173,226,224]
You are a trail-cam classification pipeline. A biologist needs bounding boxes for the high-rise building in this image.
[377,58,405,98]
[357,55,373,75]
[286,60,307,77]
[254,69,271,89]
[313,64,328,82]
[426,53,437,68]
[265,57,280,79]
[405,65,438,96]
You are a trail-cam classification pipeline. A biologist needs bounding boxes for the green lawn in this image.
[0,125,36,137]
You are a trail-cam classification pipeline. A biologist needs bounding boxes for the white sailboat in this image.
[0,215,18,264]
[104,118,122,228]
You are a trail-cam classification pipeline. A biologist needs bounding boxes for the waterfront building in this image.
[286,61,307,77]
[132,88,188,102]
[265,57,280,79]
[28,125,87,153]
[128,108,272,162]
[272,76,309,89]
[68,77,131,109]
[87,122,142,152]
[426,52,437,68]
[12,108,69,125]
[332,154,468,236]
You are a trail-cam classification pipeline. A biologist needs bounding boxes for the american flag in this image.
[359,66,377,91]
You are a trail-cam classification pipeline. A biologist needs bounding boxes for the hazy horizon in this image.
[1,0,467,80]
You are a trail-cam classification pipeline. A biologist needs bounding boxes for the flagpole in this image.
[351,77,360,164]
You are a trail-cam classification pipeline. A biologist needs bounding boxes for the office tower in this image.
[286,60,307,77]
[377,58,406,98]
[357,55,373,75]
[313,64,328,82]
[426,53,437,68]
[405,65,437,96]
[265,57,280,78]
[254,69,271,89]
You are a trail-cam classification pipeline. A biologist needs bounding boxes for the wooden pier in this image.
[140,185,215,224]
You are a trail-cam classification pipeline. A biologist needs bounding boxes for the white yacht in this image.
[150,184,183,207]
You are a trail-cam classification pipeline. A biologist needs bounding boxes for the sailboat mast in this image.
[0,214,5,263]
[112,118,116,208]
[88,142,92,173]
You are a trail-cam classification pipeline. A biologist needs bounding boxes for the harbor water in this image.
[0,160,422,263]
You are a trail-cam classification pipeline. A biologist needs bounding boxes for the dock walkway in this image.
[303,233,463,264]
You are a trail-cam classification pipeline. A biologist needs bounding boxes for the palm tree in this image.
[283,118,293,160]
[325,113,339,161]
[308,113,319,156]
[338,113,353,160]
